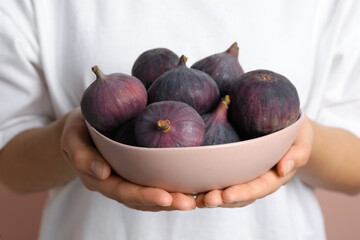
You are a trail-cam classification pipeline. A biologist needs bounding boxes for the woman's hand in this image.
[195,116,314,208]
[60,107,196,211]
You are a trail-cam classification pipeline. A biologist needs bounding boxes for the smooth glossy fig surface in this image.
[135,101,205,148]
[147,55,220,114]
[191,42,244,96]
[230,69,300,138]
[202,95,240,145]
[81,66,147,131]
[132,48,179,89]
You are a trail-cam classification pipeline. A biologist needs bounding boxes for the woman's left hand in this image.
[195,116,314,208]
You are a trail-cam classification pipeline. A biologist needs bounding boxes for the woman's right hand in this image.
[60,107,196,211]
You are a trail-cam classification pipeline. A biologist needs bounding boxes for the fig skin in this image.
[191,42,244,96]
[135,101,205,148]
[147,55,220,115]
[132,48,179,89]
[230,69,300,138]
[202,95,240,145]
[81,66,147,132]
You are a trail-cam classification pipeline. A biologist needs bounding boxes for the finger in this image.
[168,193,197,210]
[195,193,206,208]
[131,193,196,211]
[197,191,256,209]
[70,146,111,180]
[104,177,167,206]
[123,204,172,212]
[222,169,296,203]
[91,174,173,207]
[84,173,198,211]
[61,108,111,180]
[196,192,256,209]
[277,145,307,177]
[203,189,223,207]
[221,200,256,208]
[277,117,313,177]
[61,108,93,148]
[126,196,195,212]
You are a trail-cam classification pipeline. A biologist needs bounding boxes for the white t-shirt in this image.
[1,1,360,239]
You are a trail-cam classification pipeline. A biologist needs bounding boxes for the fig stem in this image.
[178,55,188,66]
[92,65,106,81]
[222,95,231,109]
[226,42,239,58]
[157,119,171,133]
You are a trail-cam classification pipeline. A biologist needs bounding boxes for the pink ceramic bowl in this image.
[86,112,304,194]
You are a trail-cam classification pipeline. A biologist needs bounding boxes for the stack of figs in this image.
[81,42,300,148]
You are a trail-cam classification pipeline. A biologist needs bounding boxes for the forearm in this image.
[0,114,76,193]
[297,119,360,195]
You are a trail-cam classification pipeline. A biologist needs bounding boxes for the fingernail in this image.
[91,160,105,179]
[283,160,294,176]
[158,199,172,207]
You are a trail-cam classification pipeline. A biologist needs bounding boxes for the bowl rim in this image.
[86,110,304,152]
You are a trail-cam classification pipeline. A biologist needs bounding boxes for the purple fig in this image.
[202,95,240,145]
[113,119,137,146]
[230,69,300,138]
[132,48,179,89]
[191,42,244,96]
[81,65,147,132]
[147,55,220,114]
[135,101,205,148]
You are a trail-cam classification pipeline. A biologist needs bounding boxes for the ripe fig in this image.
[81,66,147,132]
[132,48,179,89]
[191,42,244,96]
[113,119,137,146]
[230,69,300,138]
[202,95,240,145]
[135,101,205,148]
[147,55,220,114]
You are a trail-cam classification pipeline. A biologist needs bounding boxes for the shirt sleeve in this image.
[314,1,360,137]
[0,1,55,149]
